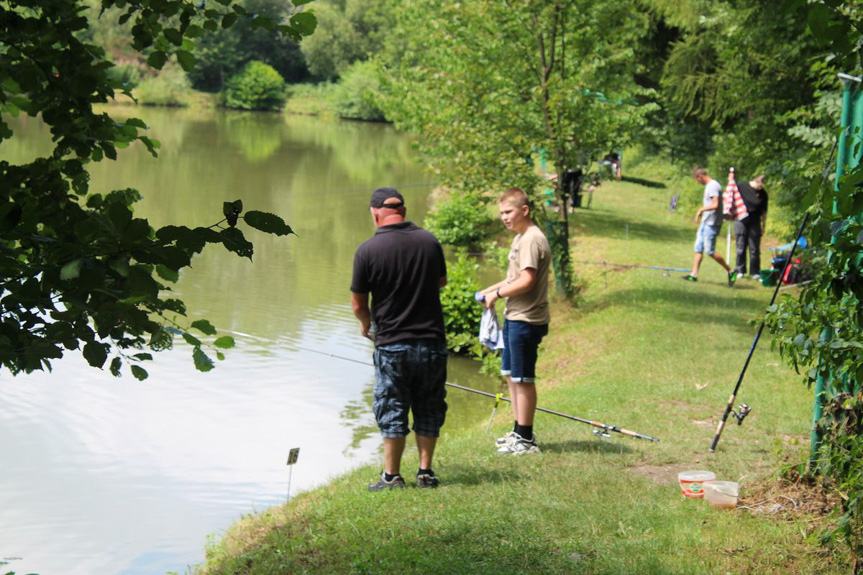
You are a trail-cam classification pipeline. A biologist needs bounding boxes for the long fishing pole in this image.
[708,142,836,453]
[445,382,660,442]
[258,335,661,443]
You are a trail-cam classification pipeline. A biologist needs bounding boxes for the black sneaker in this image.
[681,275,698,282]
[416,471,440,488]
[368,472,406,492]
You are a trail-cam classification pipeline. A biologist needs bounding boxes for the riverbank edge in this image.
[194,176,842,574]
[108,84,389,123]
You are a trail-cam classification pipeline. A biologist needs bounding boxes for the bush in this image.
[440,248,483,354]
[330,60,386,121]
[222,61,286,111]
[134,62,192,107]
[426,191,495,247]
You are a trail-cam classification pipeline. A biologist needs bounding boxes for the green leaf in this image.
[156,264,180,283]
[110,356,123,377]
[184,24,204,38]
[182,332,202,347]
[61,259,84,280]
[147,50,169,70]
[250,15,276,31]
[176,50,196,73]
[131,365,149,381]
[807,4,833,44]
[220,227,254,260]
[244,210,295,236]
[292,0,314,4]
[193,347,215,372]
[222,13,238,29]
[289,12,317,36]
[223,199,243,218]
[164,28,183,46]
[191,319,217,336]
[83,342,109,368]
[214,336,235,349]
[216,351,225,360]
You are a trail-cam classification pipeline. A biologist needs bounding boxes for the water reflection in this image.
[0,108,498,575]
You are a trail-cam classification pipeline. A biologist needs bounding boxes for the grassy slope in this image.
[197,175,841,575]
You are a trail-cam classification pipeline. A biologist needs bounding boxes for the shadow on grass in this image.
[572,210,692,245]
[585,285,763,333]
[441,463,527,486]
[620,175,667,189]
[542,439,636,455]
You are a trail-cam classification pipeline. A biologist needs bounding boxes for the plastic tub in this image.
[678,470,715,498]
[704,480,739,509]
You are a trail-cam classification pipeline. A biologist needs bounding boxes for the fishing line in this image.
[468,251,690,274]
[570,259,691,273]
[220,329,660,442]
[295,182,438,198]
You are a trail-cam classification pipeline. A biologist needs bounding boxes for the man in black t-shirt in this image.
[351,187,448,491]
[734,175,769,278]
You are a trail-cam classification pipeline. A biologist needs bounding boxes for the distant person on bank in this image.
[478,188,551,455]
[734,175,769,280]
[351,187,448,491]
[682,168,737,287]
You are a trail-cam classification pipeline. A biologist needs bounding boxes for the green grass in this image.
[196,170,844,574]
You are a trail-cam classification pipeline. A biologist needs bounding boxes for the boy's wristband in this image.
[496,287,502,298]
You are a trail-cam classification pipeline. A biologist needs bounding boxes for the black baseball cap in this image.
[369,187,405,209]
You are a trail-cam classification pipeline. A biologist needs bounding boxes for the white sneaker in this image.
[496,433,541,455]
[495,431,517,446]
[496,431,539,446]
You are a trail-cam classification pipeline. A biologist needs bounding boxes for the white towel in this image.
[479,308,505,350]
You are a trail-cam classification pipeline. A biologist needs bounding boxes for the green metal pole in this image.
[811,74,861,469]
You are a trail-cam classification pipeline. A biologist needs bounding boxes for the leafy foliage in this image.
[222,60,287,111]
[649,0,855,233]
[300,0,389,81]
[0,0,315,379]
[134,62,193,107]
[330,60,387,121]
[382,0,655,298]
[187,0,311,92]
[439,249,483,354]
[763,2,863,563]
[425,191,495,248]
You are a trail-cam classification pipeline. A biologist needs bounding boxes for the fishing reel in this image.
[731,403,752,426]
[593,429,611,438]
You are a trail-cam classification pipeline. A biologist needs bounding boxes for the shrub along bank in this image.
[196,175,842,574]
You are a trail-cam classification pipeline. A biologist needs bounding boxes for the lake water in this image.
[0,108,496,575]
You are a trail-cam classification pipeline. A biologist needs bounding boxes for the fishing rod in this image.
[446,382,660,442]
[251,334,661,443]
[708,142,836,453]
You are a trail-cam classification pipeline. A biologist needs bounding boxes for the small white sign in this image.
[286,447,300,466]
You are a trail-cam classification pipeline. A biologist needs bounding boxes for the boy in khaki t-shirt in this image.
[479,187,551,455]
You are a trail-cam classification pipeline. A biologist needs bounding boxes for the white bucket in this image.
[677,470,715,498]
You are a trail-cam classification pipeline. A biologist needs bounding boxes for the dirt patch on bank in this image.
[627,463,680,486]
